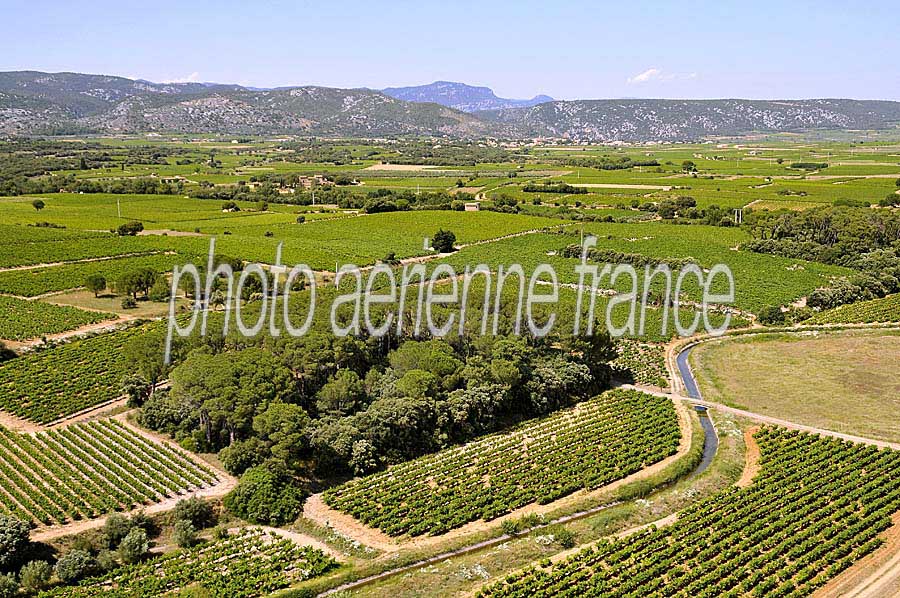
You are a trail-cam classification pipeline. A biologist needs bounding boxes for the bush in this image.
[172,520,198,549]
[19,560,52,592]
[103,513,134,548]
[757,305,786,325]
[116,220,144,236]
[0,574,17,598]
[147,278,171,302]
[54,550,97,583]
[212,525,230,540]
[0,515,30,569]
[549,525,577,548]
[432,229,457,253]
[173,497,216,530]
[223,463,306,526]
[96,549,119,572]
[118,527,149,564]
[121,296,137,309]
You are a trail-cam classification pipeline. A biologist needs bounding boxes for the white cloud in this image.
[162,72,201,84]
[627,68,697,85]
[627,68,662,84]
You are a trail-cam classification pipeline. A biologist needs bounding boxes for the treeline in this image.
[744,206,900,310]
[561,156,660,170]
[522,181,588,194]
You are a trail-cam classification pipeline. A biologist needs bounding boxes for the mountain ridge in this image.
[2,71,900,141]
[382,81,552,112]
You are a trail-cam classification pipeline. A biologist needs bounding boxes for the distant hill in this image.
[0,71,491,137]
[2,71,900,141]
[382,81,552,112]
[476,98,900,141]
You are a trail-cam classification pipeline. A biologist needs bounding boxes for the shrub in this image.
[550,525,577,548]
[18,560,52,593]
[432,229,457,253]
[121,296,137,309]
[103,513,134,548]
[116,221,144,236]
[0,515,30,569]
[54,550,97,583]
[172,520,198,549]
[96,549,119,572]
[147,278,171,302]
[0,574,17,598]
[757,305,787,325]
[118,527,149,564]
[223,463,306,526]
[173,497,216,530]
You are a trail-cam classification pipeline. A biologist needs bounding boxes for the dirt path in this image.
[256,525,344,559]
[736,426,761,488]
[306,396,693,555]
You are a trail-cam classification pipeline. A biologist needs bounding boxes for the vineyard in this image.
[37,528,338,597]
[477,428,900,598]
[611,340,668,387]
[0,295,115,341]
[323,390,681,537]
[0,419,219,526]
[806,293,900,325]
[0,322,158,422]
[0,252,191,297]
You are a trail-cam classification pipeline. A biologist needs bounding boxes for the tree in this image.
[252,402,310,467]
[118,527,149,564]
[896,178,900,187]
[173,497,216,529]
[681,160,697,173]
[169,348,297,447]
[31,199,45,211]
[19,560,52,593]
[316,370,366,416]
[118,268,159,299]
[54,550,97,583]
[172,520,197,548]
[432,229,457,253]
[0,515,30,569]
[85,274,107,297]
[116,221,144,236]
[123,329,172,392]
[223,463,305,526]
[121,373,152,408]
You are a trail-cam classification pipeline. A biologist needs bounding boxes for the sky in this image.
[2,0,899,101]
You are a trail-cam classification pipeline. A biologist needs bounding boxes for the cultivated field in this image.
[691,330,900,443]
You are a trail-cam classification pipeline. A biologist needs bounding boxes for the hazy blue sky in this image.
[3,0,898,100]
